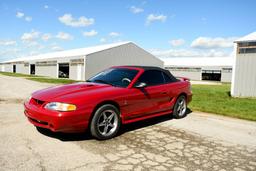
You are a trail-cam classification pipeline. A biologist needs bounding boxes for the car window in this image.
[162,72,174,83]
[88,68,138,88]
[136,70,165,86]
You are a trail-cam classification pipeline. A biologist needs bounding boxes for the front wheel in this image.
[173,95,187,119]
[90,104,121,140]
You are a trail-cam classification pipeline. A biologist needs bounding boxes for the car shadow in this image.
[36,108,193,141]
[36,127,92,141]
[118,108,192,136]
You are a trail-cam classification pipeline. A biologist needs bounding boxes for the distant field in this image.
[190,84,256,121]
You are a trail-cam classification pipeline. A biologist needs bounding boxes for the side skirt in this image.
[122,110,172,124]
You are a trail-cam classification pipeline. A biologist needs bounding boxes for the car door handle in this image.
[161,92,168,95]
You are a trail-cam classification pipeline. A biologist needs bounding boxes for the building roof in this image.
[235,32,256,43]
[163,57,233,67]
[3,41,132,63]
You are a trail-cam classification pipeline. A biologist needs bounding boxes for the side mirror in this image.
[134,82,147,88]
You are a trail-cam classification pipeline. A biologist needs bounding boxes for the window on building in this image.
[238,42,256,54]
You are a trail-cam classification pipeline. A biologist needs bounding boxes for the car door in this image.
[124,70,171,120]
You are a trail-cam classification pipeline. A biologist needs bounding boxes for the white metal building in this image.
[164,57,233,82]
[0,42,163,80]
[231,32,256,97]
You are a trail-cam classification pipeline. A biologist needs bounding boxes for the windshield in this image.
[87,68,139,87]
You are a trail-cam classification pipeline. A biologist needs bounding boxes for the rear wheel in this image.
[173,95,187,119]
[90,104,121,140]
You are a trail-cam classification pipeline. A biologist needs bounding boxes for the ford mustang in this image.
[24,66,192,140]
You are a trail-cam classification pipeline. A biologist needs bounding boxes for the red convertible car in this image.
[24,66,192,140]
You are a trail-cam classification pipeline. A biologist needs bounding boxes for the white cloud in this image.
[0,49,20,61]
[100,38,106,43]
[0,40,17,46]
[56,32,73,40]
[16,12,24,18]
[151,48,232,58]
[109,32,120,37]
[146,14,167,25]
[41,33,52,41]
[191,37,237,49]
[130,6,144,14]
[169,39,185,47]
[26,41,39,47]
[21,30,40,42]
[51,45,63,51]
[44,5,49,9]
[29,51,40,56]
[59,13,94,27]
[16,12,32,22]
[83,30,98,37]
[25,16,32,22]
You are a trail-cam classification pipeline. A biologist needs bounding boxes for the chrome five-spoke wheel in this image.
[97,110,118,136]
[90,104,121,140]
[173,95,187,119]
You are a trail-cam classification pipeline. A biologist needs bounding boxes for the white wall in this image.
[85,43,163,79]
[70,64,84,80]
[0,64,4,72]
[36,66,57,78]
[3,64,13,72]
[232,53,256,97]
[221,68,232,82]
[169,70,202,80]
[16,64,29,74]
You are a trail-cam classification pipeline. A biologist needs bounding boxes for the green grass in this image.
[0,71,79,84]
[26,77,79,84]
[0,71,40,77]
[190,84,256,121]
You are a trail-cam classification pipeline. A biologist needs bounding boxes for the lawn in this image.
[0,72,78,84]
[190,84,256,121]
[26,77,79,84]
[0,72,41,77]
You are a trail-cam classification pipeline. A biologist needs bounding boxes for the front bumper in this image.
[24,101,89,133]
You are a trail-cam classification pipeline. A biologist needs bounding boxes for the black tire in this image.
[90,104,121,140]
[173,95,187,119]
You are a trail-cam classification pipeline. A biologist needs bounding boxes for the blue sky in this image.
[0,0,255,62]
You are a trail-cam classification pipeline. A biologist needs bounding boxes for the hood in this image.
[32,82,112,102]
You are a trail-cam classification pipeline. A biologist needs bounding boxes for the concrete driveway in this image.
[0,75,256,171]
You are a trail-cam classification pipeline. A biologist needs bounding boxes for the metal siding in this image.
[221,68,232,82]
[3,64,13,72]
[85,43,163,79]
[36,66,57,78]
[167,70,201,80]
[221,72,232,82]
[69,65,77,80]
[70,64,84,80]
[232,53,256,97]
[16,64,29,74]
[0,64,5,72]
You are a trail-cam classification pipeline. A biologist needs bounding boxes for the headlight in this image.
[44,102,76,111]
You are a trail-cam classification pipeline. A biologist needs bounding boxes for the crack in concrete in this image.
[24,139,46,171]
[76,125,256,171]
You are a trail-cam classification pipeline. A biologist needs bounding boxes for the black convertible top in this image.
[123,65,178,82]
